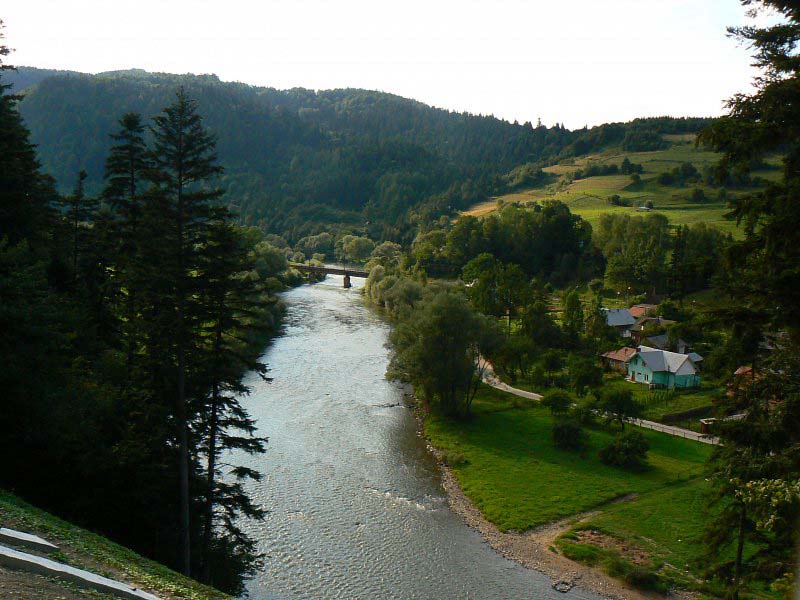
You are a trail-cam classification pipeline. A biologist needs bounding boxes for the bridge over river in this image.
[289,263,369,288]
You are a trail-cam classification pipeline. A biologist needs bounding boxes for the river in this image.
[235,275,601,599]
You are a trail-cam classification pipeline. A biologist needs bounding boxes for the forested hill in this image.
[9,67,715,242]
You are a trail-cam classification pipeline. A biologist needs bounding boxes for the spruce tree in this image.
[103,113,152,375]
[698,0,800,339]
[79,204,121,351]
[61,170,98,275]
[562,289,584,339]
[196,217,269,589]
[0,20,56,244]
[669,225,687,301]
[697,3,800,595]
[147,87,223,576]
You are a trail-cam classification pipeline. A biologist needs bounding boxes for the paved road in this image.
[481,362,719,445]
[627,417,719,445]
[481,362,542,401]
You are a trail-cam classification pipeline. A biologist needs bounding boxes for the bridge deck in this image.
[289,263,369,278]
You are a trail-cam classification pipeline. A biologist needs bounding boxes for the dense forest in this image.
[8,67,715,243]
[0,24,308,593]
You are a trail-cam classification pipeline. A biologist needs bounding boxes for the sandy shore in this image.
[409,398,680,600]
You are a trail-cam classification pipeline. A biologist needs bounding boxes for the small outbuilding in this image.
[645,333,690,355]
[600,347,637,372]
[629,304,658,319]
[604,308,636,337]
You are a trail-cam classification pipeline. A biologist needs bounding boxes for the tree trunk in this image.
[177,345,191,571]
[201,320,223,582]
[176,126,191,576]
[201,381,219,582]
[732,505,746,599]
[177,323,191,576]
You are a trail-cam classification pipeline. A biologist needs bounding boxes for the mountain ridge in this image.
[6,66,717,242]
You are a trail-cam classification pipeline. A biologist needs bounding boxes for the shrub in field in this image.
[560,541,601,565]
[567,355,603,396]
[571,395,598,425]
[597,387,643,429]
[552,421,586,452]
[442,451,467,466]
[689,188,707,203]
[542,389,573,416]
[599,431,649,468]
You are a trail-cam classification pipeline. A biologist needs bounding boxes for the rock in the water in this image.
[552,580,574,593]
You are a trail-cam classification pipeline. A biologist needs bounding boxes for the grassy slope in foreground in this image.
[425,385,712,532]
[0,489,230,599]
[463,136,780,237]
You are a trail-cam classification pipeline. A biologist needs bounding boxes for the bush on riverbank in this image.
[367,265,502,419]
[388,290,499,418]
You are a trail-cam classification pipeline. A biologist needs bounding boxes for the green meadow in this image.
[424,385,712,532]
[424,384,782,596]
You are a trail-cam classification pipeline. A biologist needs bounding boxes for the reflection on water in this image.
[234,275,600,599]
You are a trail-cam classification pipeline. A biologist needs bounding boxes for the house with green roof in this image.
[627,345,702,389]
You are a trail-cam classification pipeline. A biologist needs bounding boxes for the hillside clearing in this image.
[463,136,759,236]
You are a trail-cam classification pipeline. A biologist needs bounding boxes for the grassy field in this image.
[424,385,712,532]
[554,478,713,592]
[0,489,229,599]
[424,384,782,596]
[557,478,781,598]
[462,135,763,237]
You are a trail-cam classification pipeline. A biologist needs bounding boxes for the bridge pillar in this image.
[343,273,352,289]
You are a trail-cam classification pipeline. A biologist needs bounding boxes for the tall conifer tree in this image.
[103,113,151,375]
[196,217,269,587]
[0,20,56,244]
[698,3,800,595]
[61,169,98,274]
[147,87,223,575]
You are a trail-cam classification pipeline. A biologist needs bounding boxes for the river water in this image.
[235,275,600,599]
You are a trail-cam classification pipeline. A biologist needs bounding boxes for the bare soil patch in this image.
[575,529,654,567]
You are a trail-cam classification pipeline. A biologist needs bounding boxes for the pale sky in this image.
[2,0,769,128]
